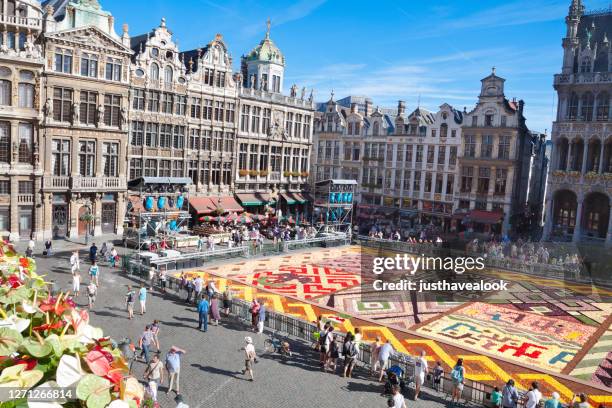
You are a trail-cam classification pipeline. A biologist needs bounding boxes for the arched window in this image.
[164,66,173,84]
[568,92,579,120]
[347,122,353,135]
[440,123,448,138]
[580,57,591,73]
[596,92,609,121]
[373,122,380,136]
[581,92,594,121]
[150,63,159,81]
[0,80,11,106]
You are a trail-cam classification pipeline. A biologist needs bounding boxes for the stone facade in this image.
[543,0,612,245]
[0,0,315,241]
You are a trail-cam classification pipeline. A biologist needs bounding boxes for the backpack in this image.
[127,292,134,303]
[342,341,351,356]
[348,342,359,358]
[319,331,327,346]
[451,366,463,383]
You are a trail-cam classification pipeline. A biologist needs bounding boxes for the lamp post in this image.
[80,208,94,246]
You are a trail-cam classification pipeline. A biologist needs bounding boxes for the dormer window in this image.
[485,114,493,127]
[150,63,159,81]
[151,48,159,58]
[166,51,173,60]
[373,122,380,136]
[440,123,448,138]
[164,66,173,84]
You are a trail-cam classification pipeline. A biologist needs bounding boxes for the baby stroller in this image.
[383,365,407,396]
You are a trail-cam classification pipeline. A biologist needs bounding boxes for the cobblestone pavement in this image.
[31,247,454,408]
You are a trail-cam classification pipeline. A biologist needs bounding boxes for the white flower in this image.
[0,315,30,332]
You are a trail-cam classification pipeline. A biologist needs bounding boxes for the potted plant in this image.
[259,170,269,177]
[248,170,258,177]
[283,171,291,177]
[79,212,95,245]
[239,169,248,177]
[300,171,309,177]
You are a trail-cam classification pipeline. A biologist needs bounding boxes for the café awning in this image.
[236,193,271,206]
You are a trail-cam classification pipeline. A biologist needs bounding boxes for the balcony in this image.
[17,194,33,205]
[554,72,612,86]
[551,121,612,138]
[0,14,42,30]
[549,170,612,188]
[42,176,126,191]
[43,176,70,190]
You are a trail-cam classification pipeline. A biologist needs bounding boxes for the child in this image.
[89,261,99,286]
[87,281,97,309]
[491,386,502,408]
[433,361,444,391]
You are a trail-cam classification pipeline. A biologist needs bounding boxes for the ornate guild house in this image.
[544,0,612,245]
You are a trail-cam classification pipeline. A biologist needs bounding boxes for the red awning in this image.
[189,197,216,214]
[217,196,244,213]
[468,210,504,224]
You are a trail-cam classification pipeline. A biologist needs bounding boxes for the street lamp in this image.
[80,208,94,246]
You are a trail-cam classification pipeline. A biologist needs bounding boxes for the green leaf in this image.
[0,327,23,356]
[127,400,138,408]
[2,287,31,305]
[76,374,110,401]
[45,334,63,357]
[21,338,53,358]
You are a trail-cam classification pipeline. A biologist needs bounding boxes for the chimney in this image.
[397,100,405,116]
[364,98,372,117]
[122,23,130,47]
[350,103,358,113]
[518,99,525,113]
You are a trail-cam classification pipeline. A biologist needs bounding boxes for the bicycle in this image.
[263,330,292,359]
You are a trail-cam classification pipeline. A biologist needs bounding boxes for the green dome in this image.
[245,33,285,65]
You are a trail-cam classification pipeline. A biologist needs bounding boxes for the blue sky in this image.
[103,0,611,132]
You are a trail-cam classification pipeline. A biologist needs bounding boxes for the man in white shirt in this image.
[193,277,203,301]
[414,350,429,400]
[70,251,80,273]
[241,336,256,381]
[524,381,542,408]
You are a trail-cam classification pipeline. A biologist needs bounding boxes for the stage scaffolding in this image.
[312,179,357,235]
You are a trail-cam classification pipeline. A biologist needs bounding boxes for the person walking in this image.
[241,336,256,381]
[70,250,80,274]
[151,320,161,352]
[210,294,221,326]
[197,296,209,332]
[342,332,359,378]
[86,281,97,309]
[450,358,466,405]
[139,325,155,364]
[370,336,382,376]
[139,284,147,315]
[222,286,232,316]
[165,346,185,395]
[72,268,81,297]
[125,286,135,319]
[378,340,394,382]
[325,334,340,373]
[185,279,193,303]
[44,239,52,257]
[27,238,35,257]
[502,379,520,408]
[257,300,266,334]
[544,392,561,408]
[143,353,164,402]
[250,299,260,331]
[89,243,98,263]
[109,247,118,268]
[193,276,203,303]
[89,261,99,286]
[414,350,429,400]
[525,382,542,408]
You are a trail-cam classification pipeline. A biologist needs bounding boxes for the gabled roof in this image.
[181,46,211,72]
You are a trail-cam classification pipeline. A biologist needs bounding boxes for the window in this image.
[202,130,211,150]
[373,122,380,136]
[259,145,269,171]
[131,121,144,146]
[189,128,200,150]
[147,91,160,112]
[438,146,446,165]
[103,142,118,177]
[105,58,122,81]
[286,112,293,137]
[144,159,156,177]
[238,143,248,170]
[449,146,457,165]
[415,145,423,163]
[461,166,473,192]
[226,103,236,123]
[51,139,70,176]
[485,114,493,127]
[203,99,212,120]
[190,97,201,118]
[103,94,121,127]
[18,83,34,108]
[424,173,432,193]
[481,135,493,158]
[451,129,457,138]
[129,158,142,180]
[145,123,158,147]
[215,71,225,87]
[159,124,172,148]
[18,181,33,194]
[211,161,220,184]
[431,129,437,138]
[212,131,223,152]
[581,92,594,121]
[150,63,159,81]
[568,93,578,121]
[396,144,404,163]
[172,161,183,177]
[475,200,487,210]
[440,123,448,138]
[272,75,280,93]
[471,116,477,127]
[80,53,98,77]
[53,87,72,122]
[251,106,261,133]
[498,135,511,159]
[171,95,184,116]
[446,174,454,195]
[303,115,311,139]
[294,114,302,138]
[159,160,171,177]
[500,115,506,127]
[413,171,421,192]
[435,174,443,194]
[164,66,173,84]
[172,126,185,149]
[241,105,250,132]
[78,140,95,177]
[596,92,609,121]
[405,145,413,163]
[0,122,8,163]
[214,101,224,122]
[426,146,434,164]
[204,69,213,86]
[580,57,591,73]
[0,80,10,106]
[477,167,490,193]
[495,168,507,195]
[79,91,97,125]
[54,48,72,73]
[261,73,268,91]
[223,132,233,152]
[132,89,145,110]
[464,134,476,157]
[161,93,173,114]
[222,162,231,184]
[18,123,32,163]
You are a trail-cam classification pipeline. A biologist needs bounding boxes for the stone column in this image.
[68,194,79,239]
[542,193,554,240]
[116,192,125,236]
[567,141,573,170]
[572,197,583,242]
[93,193,102,236]
[581,143,588,174]
[9,177,19,242]
[598,143,605,173]
[42,193,52,240]
[33,176,43,241]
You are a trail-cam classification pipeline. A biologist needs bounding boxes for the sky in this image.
[102,0,612,133]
